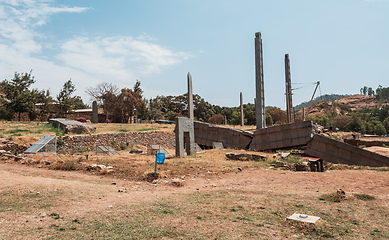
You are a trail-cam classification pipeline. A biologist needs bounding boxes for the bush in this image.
[374,123,387,135]
[0,106,14,121]
[354,193,375,200]
[208,114,225,124]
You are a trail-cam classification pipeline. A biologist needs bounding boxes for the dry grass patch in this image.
[16,188,388,239]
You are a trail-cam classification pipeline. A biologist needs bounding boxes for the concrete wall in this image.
[194,121,253,149]
[306,134,389,167]
[250,121,315,151]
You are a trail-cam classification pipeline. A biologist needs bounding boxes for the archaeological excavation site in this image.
[0,32,388,239]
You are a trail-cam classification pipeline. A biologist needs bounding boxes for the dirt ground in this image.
[1,158,388,239]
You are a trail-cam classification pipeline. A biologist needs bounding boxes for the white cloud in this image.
[57,36,192,82]
[0,0,192,103]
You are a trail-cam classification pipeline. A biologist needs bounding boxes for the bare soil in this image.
[1,156,388,239]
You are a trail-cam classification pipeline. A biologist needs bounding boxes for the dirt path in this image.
[1,163,388,213]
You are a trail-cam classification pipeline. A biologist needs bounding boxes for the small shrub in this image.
[144,172,159,182]
[285,155,301,164]
[319,192,346,202]
[120,144,127,151]
[57,138,64,146]
[61,159,78,171]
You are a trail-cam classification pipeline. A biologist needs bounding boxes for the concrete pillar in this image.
[255,32,266,129]
[175,117,195,157]
[92,101,98,123]
[285,54,294,123]
[187,72,194,120]
[240,92,244,126]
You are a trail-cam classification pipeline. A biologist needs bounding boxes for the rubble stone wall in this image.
[0,139,30,153]
[57,131,175,152]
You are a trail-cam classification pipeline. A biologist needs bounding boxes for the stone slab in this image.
[286,213,320,224]
[305,134,389,167]
[212,142,224,150]
[250,121,315,151]
[194,121,253,149]
[49,118,96,134]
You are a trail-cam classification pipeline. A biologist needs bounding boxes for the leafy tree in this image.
[309,113,330,127]
[0,71,36,121]
[360,86,368,95]
[114,88,145,123]
[243,103,256,125]
[376,85,389,101]
[374,123,387,135]
[32,89,53,121]
[367,87,375,96]
[229,111,241,125]
[208,114,225,124]
[57,79,86,115]
[332,115,352,131]
[383,117,389,133]
[86,82,120,105]
[345,115,365,133]
[133,79,143,96]
[266,107,287,125]
[57,79,76,115]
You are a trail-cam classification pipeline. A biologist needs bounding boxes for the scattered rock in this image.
[278,152,290,159]
[130,149,143,154]
[170,179,184,187]
[337,188,347,199]
[226,152,266,161]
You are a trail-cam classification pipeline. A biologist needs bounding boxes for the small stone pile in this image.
[0,139,31,153]
[0,150,36,164]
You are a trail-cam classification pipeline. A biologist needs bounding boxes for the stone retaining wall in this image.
[58,131,175,152]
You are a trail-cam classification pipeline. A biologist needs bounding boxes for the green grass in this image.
[319,192,346,202]
[353,193,375,200]
[136,128,154,132]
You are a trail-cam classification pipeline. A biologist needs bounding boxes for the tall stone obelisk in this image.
[255,32,266,129]
[187,72,194,119]
[240,92,244,126]
[285,54,294,123]
[92,101,98,123]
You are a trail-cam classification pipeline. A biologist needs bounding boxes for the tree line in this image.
[0,71,86,121]
[1,71,388,136]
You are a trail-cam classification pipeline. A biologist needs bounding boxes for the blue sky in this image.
[0,0,388,109]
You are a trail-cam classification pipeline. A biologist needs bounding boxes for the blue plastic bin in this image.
[156,153,165,164]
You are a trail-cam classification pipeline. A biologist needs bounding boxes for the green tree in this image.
[57,79,85,115]
[208,114,225,124]
[133,79,143,96]
[0,71,36,121]
[114,88,145,123]
[383,117,389,133]
[266,107,287,125]
[374,123,387,135]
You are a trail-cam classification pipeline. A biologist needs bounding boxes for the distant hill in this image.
[294,94,350,110]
